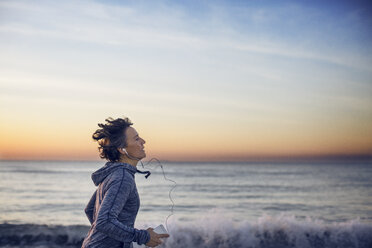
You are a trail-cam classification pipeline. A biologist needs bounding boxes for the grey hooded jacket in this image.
[81,162,150,248]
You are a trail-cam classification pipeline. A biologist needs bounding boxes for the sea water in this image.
[0,160,371,247]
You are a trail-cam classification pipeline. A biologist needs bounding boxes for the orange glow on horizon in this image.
[1,115,371,162]
[1,133,371,162]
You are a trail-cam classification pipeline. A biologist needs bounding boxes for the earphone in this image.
[122,148,141,161]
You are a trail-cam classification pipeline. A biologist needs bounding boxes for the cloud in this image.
[1,0,371,72]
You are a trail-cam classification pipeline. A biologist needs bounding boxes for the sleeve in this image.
[95,169,150,245]
[84,190,97,225]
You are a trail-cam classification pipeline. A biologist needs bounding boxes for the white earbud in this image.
[121,148,140,161]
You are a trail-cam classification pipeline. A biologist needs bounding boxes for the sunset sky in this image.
[0,0,371,162]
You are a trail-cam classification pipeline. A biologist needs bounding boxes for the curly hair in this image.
[92,117,133,162]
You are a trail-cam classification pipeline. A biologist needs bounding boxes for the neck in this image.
[118,156,139,167]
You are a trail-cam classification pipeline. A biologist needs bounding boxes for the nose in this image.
[142,138,146,144]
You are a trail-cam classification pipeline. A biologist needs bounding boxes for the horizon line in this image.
[1,154,371,164]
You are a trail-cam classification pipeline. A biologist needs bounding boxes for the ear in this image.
[118,148,125,154]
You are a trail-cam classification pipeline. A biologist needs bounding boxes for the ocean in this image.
[0,160,371,248]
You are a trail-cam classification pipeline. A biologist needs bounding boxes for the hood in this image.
[91,161,137,186]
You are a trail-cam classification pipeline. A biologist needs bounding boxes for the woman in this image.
[82,117,169,248]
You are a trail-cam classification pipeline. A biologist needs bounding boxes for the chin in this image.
[141,151,146,159]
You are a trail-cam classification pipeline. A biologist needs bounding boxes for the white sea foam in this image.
[134,210,372,248]
[1,213,371,248]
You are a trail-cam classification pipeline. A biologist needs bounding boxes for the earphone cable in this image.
[139,158,177,232]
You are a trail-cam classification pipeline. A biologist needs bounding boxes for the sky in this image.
[0,0,371,162]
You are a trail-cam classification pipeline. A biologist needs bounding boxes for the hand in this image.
[145,227,170,247]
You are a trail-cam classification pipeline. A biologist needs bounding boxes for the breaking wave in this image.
[1,215,371,248]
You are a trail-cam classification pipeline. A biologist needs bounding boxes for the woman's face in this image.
[124,127,146,159]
